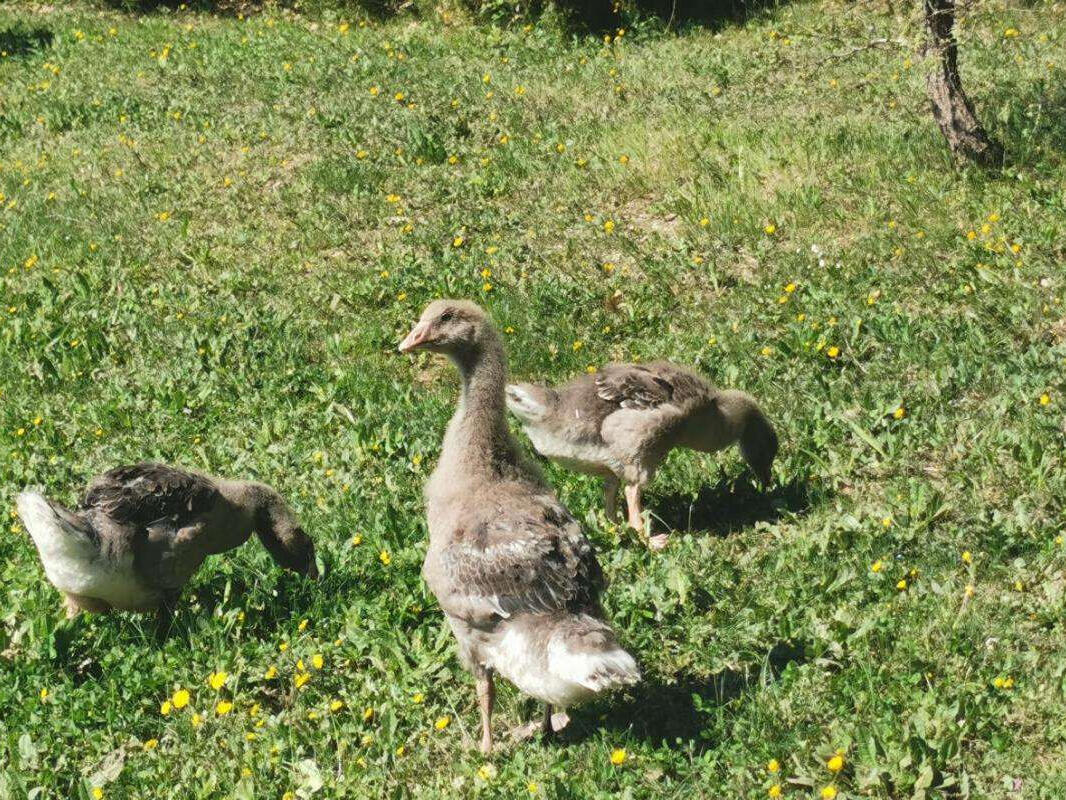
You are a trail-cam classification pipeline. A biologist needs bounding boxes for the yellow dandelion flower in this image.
[767,758,780,772]
[871,560,883,573]
[190,713,203,727]
[821,787,837,800]
[826,346,840,359]
[144,738,158,750]
[764,223,776,235]
[160,700,173,715]
[769,786,782,798]
[610,748,628,765]
[215,700,233,715]
[1039,393,1050,406]
[92,789,104,800]
[477,764,495,780]
[893,406,906,419]
[294,672,310,689]
[363,707,374,721]
[379,550,391,566]
[172,689,190,709]
[962,550,972,563]
[897,579,907,590]
[330,699,344,711]
[413,692,425,704]
[39,688,49,700]
[827,754,843,772]
[265,666,278,679]
[603,219,615,234]
[529,782,539,794]
[312,654,324,670]
[435,715,451,730]
[208,672,227,690]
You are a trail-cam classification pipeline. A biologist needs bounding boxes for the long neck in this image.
[443,334,514,468]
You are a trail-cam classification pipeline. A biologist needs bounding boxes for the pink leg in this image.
[625,484,669,550]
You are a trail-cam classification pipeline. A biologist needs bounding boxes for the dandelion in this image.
[412,692,425,704]
[965,584,975,597]
[331,699,344,711]
[769,786,782,798]
[160,700,173,715]
[962,550,972,563]
[572,340,583,352]
[1004,28,1020,37]
[380,550,391,566]
[619,154,630,165]
[603,220,615,234]
[821,788,837,800]
[827,754,843,772]
[482,282,493,293]
[363,706,375,721]
[208,672,228,690]
[610,748,628,765]
[826,346,840,359]
[265,666,278,679]
[172,689,190,709]
[893,406,906,420]
[1040,393,1050,406]
[764,223,776,235]
[215,700,233,715]
[351,534,362,546]
[435,715,451,730]
[871,560,883,573]
[767,759,780,772]
[295,672,310,689]
[882,516,892,528]
[312,654,324,669]
[453,236,464,247]
[144,739,158,750]
[39,688,48,700]
[897,579,907,591]
[92,789,104,800]
[369,86,380,96]
[784,282,797,293]
[477,764,496,780]
[529,782,539,794]
[191,713,203,727]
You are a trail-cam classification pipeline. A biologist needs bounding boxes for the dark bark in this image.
[923,0,1003,165]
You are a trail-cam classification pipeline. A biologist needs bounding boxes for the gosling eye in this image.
[439,310,455,323]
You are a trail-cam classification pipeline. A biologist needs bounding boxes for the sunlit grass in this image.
[2,0,1065,797]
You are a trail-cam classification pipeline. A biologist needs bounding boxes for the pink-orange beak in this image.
[398,322,431,353]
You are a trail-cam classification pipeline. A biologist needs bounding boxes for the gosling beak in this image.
[398,322,431,353]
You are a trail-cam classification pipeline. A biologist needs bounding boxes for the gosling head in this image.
[254,498,319,579]
[740,412,778,488]
[398,299,494,357]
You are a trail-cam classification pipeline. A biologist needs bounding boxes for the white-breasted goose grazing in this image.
[17,463,317,626]
[399,299,639,754]
[506,361,778,550]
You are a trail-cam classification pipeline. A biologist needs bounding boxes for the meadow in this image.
[1,0,1065,796]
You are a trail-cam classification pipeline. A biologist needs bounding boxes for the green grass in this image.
[2,0,1065,797]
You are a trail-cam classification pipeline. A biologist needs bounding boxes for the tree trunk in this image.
[923,0,1003,165]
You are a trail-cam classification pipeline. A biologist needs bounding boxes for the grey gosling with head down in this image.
[17,463,317,628]
[399,299,639,754]
[506,361,778,550]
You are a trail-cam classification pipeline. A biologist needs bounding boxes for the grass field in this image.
[2,0,1065,796]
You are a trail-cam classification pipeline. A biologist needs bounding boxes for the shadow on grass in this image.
[565,639,807,749]
[0,26,54,57]
[648,474,817,536]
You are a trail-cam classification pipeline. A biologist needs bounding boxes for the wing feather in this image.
[82,463,219,527]
[427,496,604,623]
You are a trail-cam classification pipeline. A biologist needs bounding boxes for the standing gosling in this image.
[400,300,639,754]
[507,361,777,550]
[17,463,317,624]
